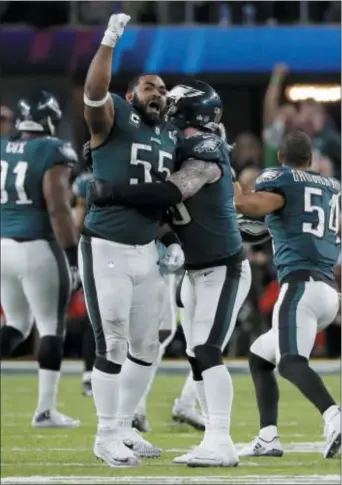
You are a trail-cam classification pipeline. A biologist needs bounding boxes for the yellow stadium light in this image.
[285,84,341,103]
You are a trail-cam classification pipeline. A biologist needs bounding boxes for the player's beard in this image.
[132,93,164,125]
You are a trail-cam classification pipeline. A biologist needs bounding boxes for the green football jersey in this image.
[170,133,243,267]
[84,94,180,245]
[1,135,78,240]
[255,167,341,282]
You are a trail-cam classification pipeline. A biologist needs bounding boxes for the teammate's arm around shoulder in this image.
[84,13,130,147]
[167,159,221,200]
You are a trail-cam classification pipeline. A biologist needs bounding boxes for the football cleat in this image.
[187,440,239,468]
[32,410,80,428]
[324,407,341,458]
[173,445,199,465]
[239,436,283,457]
[94,437,140,468]
[172,399,205,431]
[82,380,93,397]
[121,428,162,458]
[132,413,151,433]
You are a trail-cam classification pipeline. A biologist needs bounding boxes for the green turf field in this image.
[1,372,340,484]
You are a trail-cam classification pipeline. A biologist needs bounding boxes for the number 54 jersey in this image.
[255,167,341,282]
[1,135,77,240]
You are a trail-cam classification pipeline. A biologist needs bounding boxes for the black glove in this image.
[83,140,92,168]
[88,179,114,207]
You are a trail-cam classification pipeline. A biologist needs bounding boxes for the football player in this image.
[89,79,252,467]
[72,170,96,397]
[234,130,341,459]
[0,91,80,428]
[80,13,182,467]
[133,249,205,433]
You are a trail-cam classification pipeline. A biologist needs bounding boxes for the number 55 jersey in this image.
[84,94,180,245]
[255,167,341,283]
[1,135,77,240]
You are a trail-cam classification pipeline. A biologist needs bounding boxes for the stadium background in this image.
[1,0,341,361]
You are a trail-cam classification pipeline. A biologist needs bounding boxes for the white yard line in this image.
[1,475,341,485]
[5,441,326,454]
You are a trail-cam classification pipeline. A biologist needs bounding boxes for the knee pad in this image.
[249,351,276,373]
[37,335,63,371]
[194,344,223,373]
[103,336,128,366]
[0,325,24,358]
[278,354,308,380]
[187,355,202,381]
[129,339,160,365]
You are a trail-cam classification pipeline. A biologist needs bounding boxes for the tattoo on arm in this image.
[168,159,221,200]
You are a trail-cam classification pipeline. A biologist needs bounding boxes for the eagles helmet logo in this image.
[193,137,221,154]
[168,85,205,104]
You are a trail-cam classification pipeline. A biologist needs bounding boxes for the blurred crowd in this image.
[1,63,341,360]
[1,1,341,27]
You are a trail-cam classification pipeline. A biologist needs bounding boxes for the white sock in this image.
[202,365,233,442]
[194,380,209,421]
[260,425,278,441]
[178,371,197,409]
[135,361,158,415]
[83,371,92,383]
[115,358,155,433]
[323,404,339,423]
[92,366,119,434]
[37,368,60,413]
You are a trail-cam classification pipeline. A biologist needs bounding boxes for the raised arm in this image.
[88,159,222,209]
[84,14,130,147]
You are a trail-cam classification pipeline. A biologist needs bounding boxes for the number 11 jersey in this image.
[1,135,77,240]
[255,167,341,282]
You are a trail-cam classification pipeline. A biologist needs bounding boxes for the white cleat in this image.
[239,436,283,457]
[173,445,199,465]
[94,437,140,468]
[32,410,80,428]
[172,399,205,431]
[121,428,162,458]
[324,408,341,459]
[187,440,239,468]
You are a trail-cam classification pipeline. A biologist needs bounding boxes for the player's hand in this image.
[88,179,114,207]
[160,244,185,272]
[272,63,289,77]
[102,13,131,47]
[70,266,82,292]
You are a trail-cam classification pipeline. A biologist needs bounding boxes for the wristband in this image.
[65,245,78,268]
[160,231,181,248]
[101,29,118,48]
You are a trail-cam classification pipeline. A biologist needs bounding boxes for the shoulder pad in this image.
[255,168,288,192]
[182,133,223,163]
[45,138,78,168]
